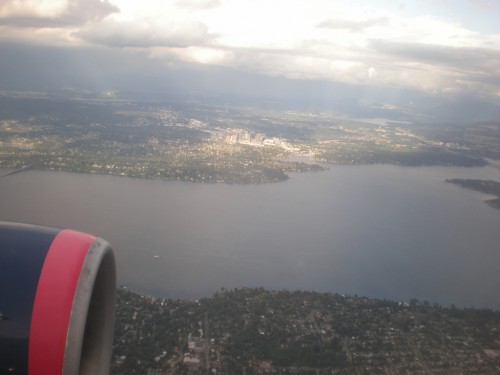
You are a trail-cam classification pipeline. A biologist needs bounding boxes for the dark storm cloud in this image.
[0,41,182,92]
[0,0,119,28]
[317,17,390,32]
[75,19,213,48]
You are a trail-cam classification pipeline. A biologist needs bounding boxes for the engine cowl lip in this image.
[0,222,116,375]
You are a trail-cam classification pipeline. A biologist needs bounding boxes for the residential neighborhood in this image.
[112,288,500,374]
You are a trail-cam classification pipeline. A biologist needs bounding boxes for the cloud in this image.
[175,0,221,10]
[0,0,118,27]
[162,35,500,99]
[317,17,390,32]
[76,19,213,48]
[0,0,499,103]
[370,40,500,84]
[469,0,499,11]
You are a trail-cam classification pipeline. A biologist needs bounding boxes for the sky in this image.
[0,0,499,118]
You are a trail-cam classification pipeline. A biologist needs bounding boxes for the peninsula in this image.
[446,179,500,209]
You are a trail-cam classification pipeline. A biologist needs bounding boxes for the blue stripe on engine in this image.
[0,222,60,375]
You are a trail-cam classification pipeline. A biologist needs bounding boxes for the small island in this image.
[446,178,500,209]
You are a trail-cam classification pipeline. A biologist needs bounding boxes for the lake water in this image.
[1,165,499,309]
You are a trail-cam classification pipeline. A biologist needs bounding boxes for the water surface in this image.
[1,165,499,309]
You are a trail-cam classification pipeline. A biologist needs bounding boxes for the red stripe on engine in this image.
[28,229,95,375]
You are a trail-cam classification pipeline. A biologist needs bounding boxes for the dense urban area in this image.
[112,287,500,375]
[1,93,499,185]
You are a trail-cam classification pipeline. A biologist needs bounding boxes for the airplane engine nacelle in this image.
[0,221,116,375]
